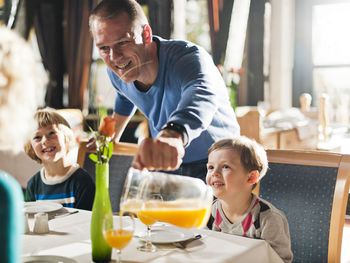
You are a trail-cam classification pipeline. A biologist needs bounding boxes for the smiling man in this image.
[89,0,240,181]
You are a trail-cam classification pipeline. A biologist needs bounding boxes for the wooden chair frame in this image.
[259,150,350,263]
[77,141,138,167]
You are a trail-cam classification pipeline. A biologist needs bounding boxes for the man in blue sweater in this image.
[89,0,240,181]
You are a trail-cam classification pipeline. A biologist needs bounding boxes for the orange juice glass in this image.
[104,229,133,250]
[103,213,134,263]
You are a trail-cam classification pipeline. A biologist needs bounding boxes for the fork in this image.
[173,234,202,249]
[51,210,79,219]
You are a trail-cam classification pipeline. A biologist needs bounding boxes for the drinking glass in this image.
[102,212,134,263]
[136,194,162,252]
[120,168,213,231]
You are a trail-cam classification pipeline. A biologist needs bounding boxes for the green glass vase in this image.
[91,162,113,262]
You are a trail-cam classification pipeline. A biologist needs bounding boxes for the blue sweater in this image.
[108,36,240,163]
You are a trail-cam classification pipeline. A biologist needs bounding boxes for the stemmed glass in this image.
[102,212,135,263]
[137,194,162,252]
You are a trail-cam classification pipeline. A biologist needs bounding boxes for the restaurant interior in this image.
[1,0,350,262]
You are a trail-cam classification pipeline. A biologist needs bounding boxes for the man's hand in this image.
[86,136,97,151]
[132,135,185,171]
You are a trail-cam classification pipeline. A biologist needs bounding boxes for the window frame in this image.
[293,0,350,106]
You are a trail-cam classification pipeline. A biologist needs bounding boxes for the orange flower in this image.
[98,116,116,138]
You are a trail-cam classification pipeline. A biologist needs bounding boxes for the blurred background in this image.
[3,0,349,115]
[1,0,350,185]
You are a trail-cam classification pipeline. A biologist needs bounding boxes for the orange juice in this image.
[121,199,211,228]
[104,229,133,250]
[137,213,157,226]
[138,208,208,228]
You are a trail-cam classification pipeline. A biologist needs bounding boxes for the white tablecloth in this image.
[23,209,283,263]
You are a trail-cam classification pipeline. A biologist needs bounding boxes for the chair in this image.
[56,108,85,141]
[235,106,279,149]
[258,150,350,263]
[77,141,138,212]
[235,106,318,150]
[0,171,24,263]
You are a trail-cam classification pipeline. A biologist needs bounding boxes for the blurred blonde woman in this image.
[0,28,45,152]
[0,27,45,263]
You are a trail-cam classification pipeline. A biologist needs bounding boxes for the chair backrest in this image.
[235,106,279,149]
[258,150,350,263]
[235,106,261,143]
[77,141,138,212]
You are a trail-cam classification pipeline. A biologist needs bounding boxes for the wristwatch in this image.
[161,122,188,146]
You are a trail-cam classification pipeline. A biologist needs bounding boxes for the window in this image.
[89,48,116,111]
[185,0,211,52]
[312,2,350,123]
[294,0,350,124]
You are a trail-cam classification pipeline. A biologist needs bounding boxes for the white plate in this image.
[140,226,195,244]
[24,202,63,214]
[23,255,77,263]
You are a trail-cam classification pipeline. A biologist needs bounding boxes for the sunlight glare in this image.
[312,3,350,65]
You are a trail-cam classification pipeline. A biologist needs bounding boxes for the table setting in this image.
[22,208,283,263]
[23,202,80,234]
[21,168,284,263]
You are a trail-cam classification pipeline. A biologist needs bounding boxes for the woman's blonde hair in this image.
[24,108,76,163]
[208,136,269,181]
[0,27,46,153]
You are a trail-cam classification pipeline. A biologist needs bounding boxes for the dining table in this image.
[22,208,283,263]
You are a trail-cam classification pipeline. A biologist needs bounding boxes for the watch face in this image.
[162,122,188,146]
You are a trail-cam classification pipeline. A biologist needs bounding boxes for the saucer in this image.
[24,202,63,214]
[23,255,77,263]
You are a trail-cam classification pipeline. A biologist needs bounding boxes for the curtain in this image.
[64,0,98,109]
[13,0,97,110]
[36,0,64,108]
[245,0,267,106]
[147,0,172,39]
[207,0,234,65]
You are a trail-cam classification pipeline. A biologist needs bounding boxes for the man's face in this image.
[91,13,146,83]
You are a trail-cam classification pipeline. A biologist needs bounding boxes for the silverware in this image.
[173,234,202,249]
[52,210,79,219]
